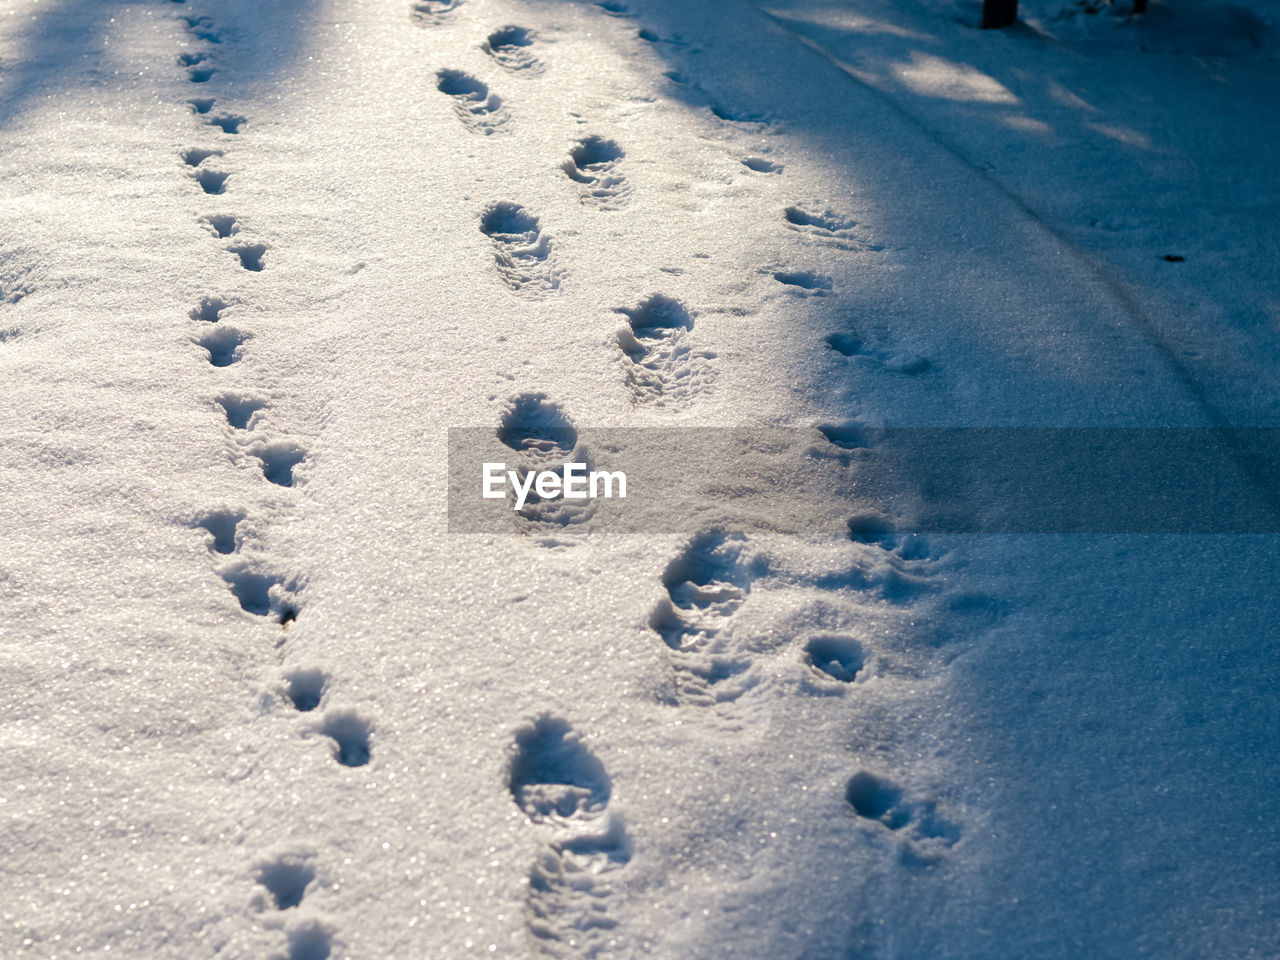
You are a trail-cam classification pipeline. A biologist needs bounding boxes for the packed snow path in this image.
[1,0,1277,958]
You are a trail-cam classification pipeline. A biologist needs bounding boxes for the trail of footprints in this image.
[173,9,363,958]
[411,0,960,946]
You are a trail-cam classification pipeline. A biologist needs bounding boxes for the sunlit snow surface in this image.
[1,0,1278,957]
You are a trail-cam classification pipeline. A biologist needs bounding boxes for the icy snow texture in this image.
[0,0,1278,958]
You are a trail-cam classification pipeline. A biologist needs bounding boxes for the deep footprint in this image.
[318,710,372,767]
[509,715,610,823]
[615,294,711,408]
[479,202,561,297]
[483,25,543,73]
[256,852,316,910]
[196,326,250,366]
[563,136,629,208]
[436,69,509,135]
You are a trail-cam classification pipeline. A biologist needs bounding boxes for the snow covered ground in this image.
[1,0,1278,957]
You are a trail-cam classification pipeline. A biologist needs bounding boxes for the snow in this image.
[1,0,1277,957]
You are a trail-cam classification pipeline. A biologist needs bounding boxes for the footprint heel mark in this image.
[195,508,244,555]
[207,114,246,134]
[436,70,509,135]
[283,668,327,711]
[825,331,931,376]
[217,560,297,622]
[497,394,597,529]
[483,26,544,74]
[255,850,317,910]
[650,530,765,706]
[410,0,463,24]
[479,202,562,297]
[510,715,610,823]
[217,391,267,429]
[773,270,832,296]
[228,242,267,271]
[196,325,251,366]
[316,709,372,767]
[784,205,881,251]
[614,294,713,408]
[563,136,629,208]
[845,770,958,862]
[248,439,306,486]
[193,168,229,195]
[202,214,239,239]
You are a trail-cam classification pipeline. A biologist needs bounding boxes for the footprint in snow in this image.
[216,560,297,623]
[196,325,250,367]
[496,393,596,530]
[784,205,881,251]
[436,69,509,135]
[255,849,316,910]
[614,294,713,409]
[563,136,630,209]
[483,25,543,74]
[774,269,832,296]
[825,331,931,376]
[179,14,221,43]
[845,770,959,862]
[228,242,267,271]
[649,530,766,706]
[510,716,633,956]
[479,202,562,298]
[194,508,244,555]
[410,0,464,24]
[207,114,245,134]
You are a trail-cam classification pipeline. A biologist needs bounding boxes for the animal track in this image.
[202,214,239,239]
[217,392,266,429]
[436,70,509,135]
[825,332,931,375]
[411,0,463,24]
[817,420,882,452]
[181,147,221,166]
[479,202,562,297]
[784,205,880,250]
[249,439,306,486]
[217,561,295,621]
[196,326,250,366]
[283,668,327,711]
[178,52,206,67]
[510,717,632,956]
[207,114,245,134]
[483,25,543,73]
[805,635,864,682]
[188,97,216,115]
[845,770,958,859]
[284,919,333,960]
[193,168,229,195]
[229,242,266,271]
[196,509,243,554]
[774,270,832,295]
[256,852,316,910]
[614,294,713,408]
[317,709,372,767]
[188,64,215,83]
[742,156,782,174]
[563,136,629,208]
[179,14,221,43]
[190,295,229,322]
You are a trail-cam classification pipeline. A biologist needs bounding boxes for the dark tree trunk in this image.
[982,0,1018,28]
